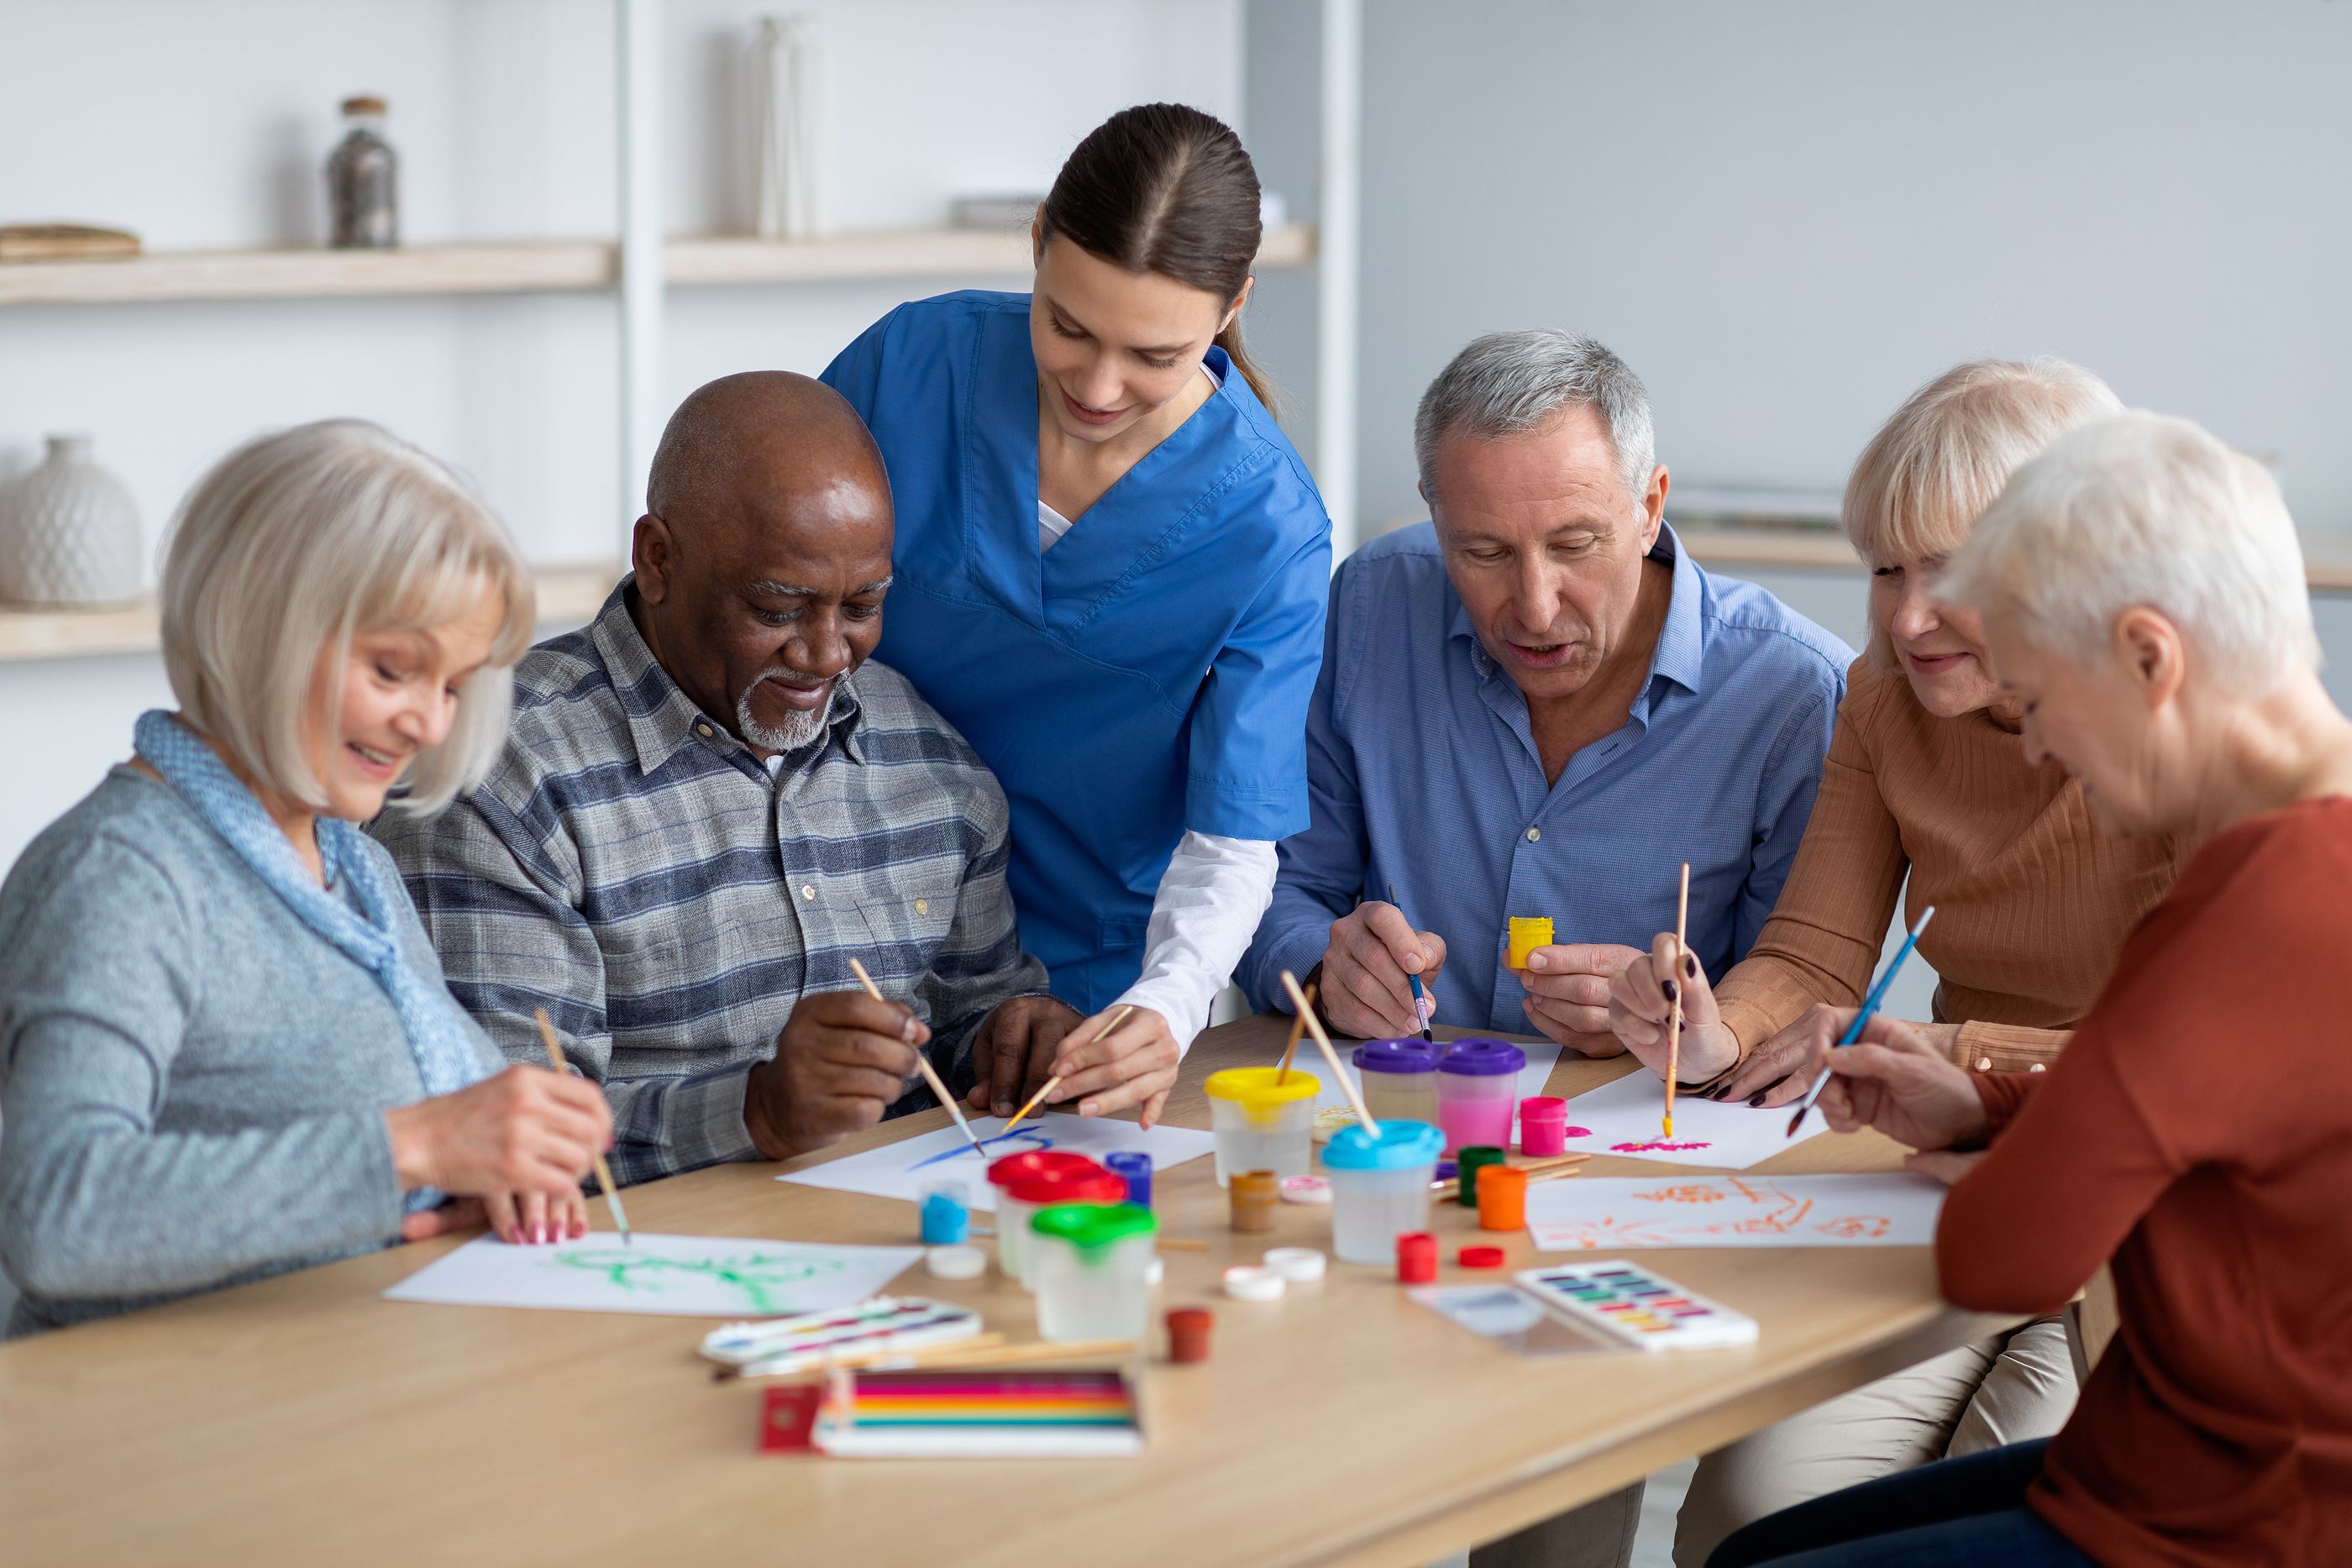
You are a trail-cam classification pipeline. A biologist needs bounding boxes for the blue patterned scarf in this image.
[134,711,488,1210]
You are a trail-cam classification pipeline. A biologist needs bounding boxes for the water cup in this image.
[1203,1066,1321,1187]
[1029,1203,1158,1343]
[1353,1037,1441,1125]
[1320,1120,1446,1265]
[1436,1038,1526,1155]
[987,1151,1122,1287]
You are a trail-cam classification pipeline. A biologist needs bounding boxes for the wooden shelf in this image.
[0,224,1319,307]
[0,561,616,663]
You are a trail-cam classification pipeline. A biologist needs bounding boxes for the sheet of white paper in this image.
[1527,1173,1945,1251]
[777,1113,1215,1211]
[1550,1068,1830,1168]
[1303,1037,1564,1138]
[383,1233,922,1317]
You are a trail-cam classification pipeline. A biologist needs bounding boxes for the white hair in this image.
[1938,411,2318,693]
[159,420,535,815]
[1414,329,1655,507]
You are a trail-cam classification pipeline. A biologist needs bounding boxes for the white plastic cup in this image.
[1320,1120,1446,1265]
[1029,1204,1158,1343]
[1203,1067,1321,1187]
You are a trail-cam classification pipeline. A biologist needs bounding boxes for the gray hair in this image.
[160,420,535,815]
[1939,411,2318,694]
[1414,329,1656,507]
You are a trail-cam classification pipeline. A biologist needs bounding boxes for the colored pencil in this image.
[1784,905,1939,1135]
[1386,882,1437,1045]
[847,956,984,1157]
[1279,969,1380,1136]
[1664,862,1690,1139]
[1002,1004,1134,1137]
[533,1007,630,1244]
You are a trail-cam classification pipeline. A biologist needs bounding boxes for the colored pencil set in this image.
[806,1368,1145,1457]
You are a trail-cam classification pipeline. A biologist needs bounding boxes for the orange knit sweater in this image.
[1714,657,2181,1070]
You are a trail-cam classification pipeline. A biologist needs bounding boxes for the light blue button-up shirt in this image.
[1238,521,1853,1035]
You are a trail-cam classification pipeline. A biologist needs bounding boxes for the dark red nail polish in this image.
[1685,955,1698,978]
[1662,979,1679,1004]
[1748,1092,1767,1107]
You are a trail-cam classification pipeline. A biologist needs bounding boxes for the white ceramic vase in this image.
[750,13,824,240]
[0,435,143,607]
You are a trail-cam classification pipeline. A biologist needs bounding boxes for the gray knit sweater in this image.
[0,768,503,1335]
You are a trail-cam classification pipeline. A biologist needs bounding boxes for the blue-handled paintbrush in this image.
[1386,882,1436,1044]
[1784,905,1936,1136]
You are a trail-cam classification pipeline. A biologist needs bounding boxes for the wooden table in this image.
[0,1018,2010,1567]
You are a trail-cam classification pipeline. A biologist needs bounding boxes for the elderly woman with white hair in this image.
[1605,359,2185,1563]
[1709,411,2352,1564]
[0,421,613,1336]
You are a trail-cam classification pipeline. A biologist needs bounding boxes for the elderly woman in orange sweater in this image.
[1606,359,2181,1563]
[1710,412,2352,1565]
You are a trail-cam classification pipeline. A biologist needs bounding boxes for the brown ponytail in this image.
[1038,102,1278,414]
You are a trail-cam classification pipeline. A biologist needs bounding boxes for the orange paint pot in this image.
[1476,1163,1528,1231]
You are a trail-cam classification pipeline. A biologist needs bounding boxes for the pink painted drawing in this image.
[1524,1174,1942,1251]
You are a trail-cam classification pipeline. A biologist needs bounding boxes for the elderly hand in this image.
[1316,902,1446,1041]
[1708,1009,1961,1109]
[1607,934,1741,1082]
[1813,1013,1990,1151]
[1047,1005,1182,1127]
[1520,942,1641,1057]
[743,990,927,1159]
[385,1064,614,1201]
[966,994,1084,1118]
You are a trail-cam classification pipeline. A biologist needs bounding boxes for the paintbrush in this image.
[999,1004,1134,1138]
[1274,981,1316,1084]
[1279,969,1380,1136]
[533,1008,631,1244]
[1384,882,1438,1045]
[847,957,984,1158]
[1664,862,1690,1140]
[1784,906,1938,1136]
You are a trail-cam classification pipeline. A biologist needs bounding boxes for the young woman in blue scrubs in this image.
[823,103,1331,1125]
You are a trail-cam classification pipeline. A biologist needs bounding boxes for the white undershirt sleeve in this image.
[1116,831,1278,1053]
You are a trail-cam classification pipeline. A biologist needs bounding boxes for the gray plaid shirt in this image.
[373,580,1049,1184]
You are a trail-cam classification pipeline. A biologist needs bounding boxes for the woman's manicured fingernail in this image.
[1747,1093,1767,1107]
[1662,980,1678,1004]
[1685,955,1698,978]
[535,1224,548,1245]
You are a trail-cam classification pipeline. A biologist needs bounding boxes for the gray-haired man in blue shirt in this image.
[1241,329,1851,1060]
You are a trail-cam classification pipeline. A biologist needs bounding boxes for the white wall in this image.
[1247,0,2352,538]
[0,0,1242,872]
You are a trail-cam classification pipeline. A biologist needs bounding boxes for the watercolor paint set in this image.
[1514,1261,1758,1351]
[701,1297,983,1377]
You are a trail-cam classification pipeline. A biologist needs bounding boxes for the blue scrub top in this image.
[822,291,1333,1012]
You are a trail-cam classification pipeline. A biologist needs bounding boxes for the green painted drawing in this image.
[549,1246,849,1315]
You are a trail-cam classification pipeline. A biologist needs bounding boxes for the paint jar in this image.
[1396,1230,1439,1284]
[1029,1203,1158,1343]
[920,1178,970,1245]
[990,1153,1123,1288]
[1353,1037,1441,1125]
[1230,1169,1279,1234]
[1203,1067,1321,1188]
[1167,1306,1215,1364]
[1507,916,1554,970]
[1477,1164,1529,1231]
[1321,1119,1445,1265]
[1436,1038,1526,1154]
[1519,1095,1570,1156]
[1105,1151,1152,1209]
[1457,1145,1506,1207]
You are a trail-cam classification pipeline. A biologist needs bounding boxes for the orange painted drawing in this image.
[1525,1174,1933,1251]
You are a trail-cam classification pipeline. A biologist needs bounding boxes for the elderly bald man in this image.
[377,372,1076,1184]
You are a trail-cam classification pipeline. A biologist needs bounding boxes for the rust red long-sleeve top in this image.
[1938,797,2352,1566]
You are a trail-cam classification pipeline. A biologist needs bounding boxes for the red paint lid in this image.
[1457,1245,1507,1269]
[987,1151,1098,1190]
[1004,1167,1126,1206]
